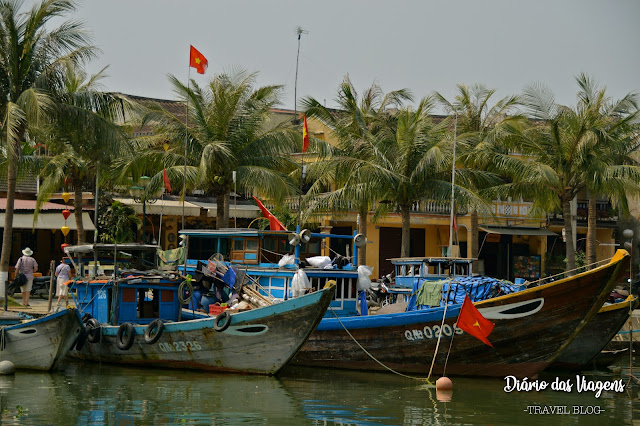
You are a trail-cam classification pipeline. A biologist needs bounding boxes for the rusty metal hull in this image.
[292,250,628,378]
[551,297,638,370]
[0,308,83,370]
[72,285,335,375]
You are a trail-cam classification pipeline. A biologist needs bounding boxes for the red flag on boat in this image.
[163,169,172,193]
[252,196,287,231]
[189,45,208,74]
[302,115,310,153]
[457,295,494,347]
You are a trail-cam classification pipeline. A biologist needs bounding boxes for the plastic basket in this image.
[209,304,227,316]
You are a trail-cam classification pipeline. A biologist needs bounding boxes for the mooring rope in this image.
[427,284,454,380]
[329,306,433,384]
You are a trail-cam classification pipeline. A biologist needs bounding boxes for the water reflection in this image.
[0,361,636,425]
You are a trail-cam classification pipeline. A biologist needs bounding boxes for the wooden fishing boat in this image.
[64,244,335,375]
[0,308,83,370]
[290,250,629,378]
[550,296,638,370]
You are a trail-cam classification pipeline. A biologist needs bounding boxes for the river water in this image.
[0,359,638,425]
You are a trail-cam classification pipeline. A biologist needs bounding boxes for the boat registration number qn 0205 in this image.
[157,341,203,352]
[404,323,464,341]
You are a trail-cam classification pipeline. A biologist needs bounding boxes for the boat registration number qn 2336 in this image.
[158,341,202,352]
[404,323,464,341]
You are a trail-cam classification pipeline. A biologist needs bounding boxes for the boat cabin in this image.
[390,257,477,289]
[179,228,364,317]
[64,244,183,325]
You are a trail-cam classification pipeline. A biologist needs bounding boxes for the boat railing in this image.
[530,257,613,287]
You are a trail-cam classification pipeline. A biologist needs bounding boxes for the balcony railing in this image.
[272,195,547,219]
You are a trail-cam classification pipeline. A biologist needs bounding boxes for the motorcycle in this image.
[366,273,393,308]
[9,275,55,299]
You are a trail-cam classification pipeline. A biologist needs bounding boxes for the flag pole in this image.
[294,26,307,232]
[183,56,191,231]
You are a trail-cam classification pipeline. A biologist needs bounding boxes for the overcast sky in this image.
[67,0,640,111]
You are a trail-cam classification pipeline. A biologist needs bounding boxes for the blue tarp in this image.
[222,267,237,289]
[407,276,524,311]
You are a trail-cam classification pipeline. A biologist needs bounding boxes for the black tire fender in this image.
[213,310,231,332]
[86,318,101,344]
[74,326,89,351]
[144,319,164,344]
[116,323,135,350]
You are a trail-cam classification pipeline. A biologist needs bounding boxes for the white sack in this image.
[291,269,311,297]
[357,265,374,291]
[278,254,295,267]
[306,256,332,269]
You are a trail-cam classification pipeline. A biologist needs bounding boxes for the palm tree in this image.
[302,76,412,265]
[131,69,298,229]
[372,98,503,257]
[510,78,640,272]
[435,84,523,259]
[573,74,640,266]
[0,0,94,289]
[36,62,133,244]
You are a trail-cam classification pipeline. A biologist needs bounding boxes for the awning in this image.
[0,212,96,231]
[479,226,557,236]
[189,201,261,219]
[114,198,201,217]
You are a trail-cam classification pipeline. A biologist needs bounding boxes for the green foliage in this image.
[98,200,141,243]
[575,251,587,269]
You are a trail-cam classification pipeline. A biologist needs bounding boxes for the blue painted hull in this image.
[71,285,335,374]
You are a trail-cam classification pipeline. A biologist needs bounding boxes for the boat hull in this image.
[0,308,83,370]
[551,297,638,370]
[292,251,628,378]
[71,285,335,374]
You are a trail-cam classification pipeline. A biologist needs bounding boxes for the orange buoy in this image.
[436,389,453,402]
[436,376,453,390]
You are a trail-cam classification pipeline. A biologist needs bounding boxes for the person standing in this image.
[54,258,71,311]
[15,247,38,307]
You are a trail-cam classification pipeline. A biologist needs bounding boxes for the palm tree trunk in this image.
[586,195,597,269]
[357,209,367,266]
[223,192,230,228]
[73,177,85,244]
[0,144,18,295]
[400,204,411,258]
[470,210,479,259]
[215,190,231,230]
[563,197,576,274]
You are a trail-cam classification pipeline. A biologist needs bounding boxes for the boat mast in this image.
[448,112,458,258]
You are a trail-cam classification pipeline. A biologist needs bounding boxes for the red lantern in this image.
[62,209,71,220]
[61,243,69,252]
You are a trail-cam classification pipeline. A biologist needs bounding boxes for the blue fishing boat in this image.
[291,250,629,378]
[64,243,335,374]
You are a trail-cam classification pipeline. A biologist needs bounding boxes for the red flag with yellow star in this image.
[189,45,208,74]
[457,295,494,347]
[302,115,310,153]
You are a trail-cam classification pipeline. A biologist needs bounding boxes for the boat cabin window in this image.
[230,237,260,264]
[189,237,228,261]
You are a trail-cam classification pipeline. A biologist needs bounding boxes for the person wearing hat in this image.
[54,257,71,311]
[15,247,38,306]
